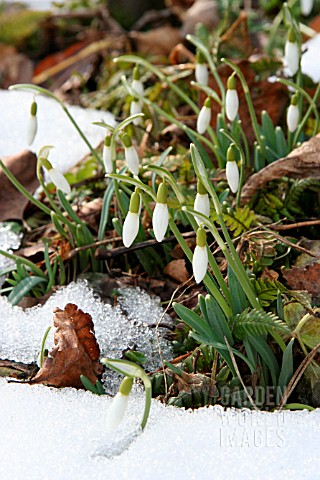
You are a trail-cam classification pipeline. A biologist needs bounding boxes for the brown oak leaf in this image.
[282,263,320,304]
[30,303,102,388]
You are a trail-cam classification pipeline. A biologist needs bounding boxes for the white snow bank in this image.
[0,90,115,173]
[0,379,320,480]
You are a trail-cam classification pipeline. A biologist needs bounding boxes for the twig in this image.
[269,219,320,231]
[225,337,259,411]
[278,342,320,410]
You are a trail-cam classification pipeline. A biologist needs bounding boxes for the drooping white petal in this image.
[47,168,71,194]
[194,193,210,225]
[195,63,209,86]
[106,392,129,433]
[130,100,142,125]
[285,41,300,76]
[225,89,239,122]
[192,245,208,284]
[132,79,144,97]
[301,0,313,16]
[226,161,240,194]
[287,104,299,132]
[152,203,168,242]
[103,145,113,173]
[197,106,211,134]
[122,211,139,247]
[26,115,37,145]
[125,146,140,175]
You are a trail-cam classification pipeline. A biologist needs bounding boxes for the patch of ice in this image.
[0,90,116,173]
[0,280,172,389]
[0,379,320,480]
[0,223,22,287]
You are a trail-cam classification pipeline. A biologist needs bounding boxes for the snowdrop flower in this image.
[194,180,210,225]
[153,182,169,242]
[130,98,142,125]
[193,227,208,284]
[38,146,71,194]
[285,28,300,76]
[225,74,239,122]
[197,97,212,134]
[300,0,313,16]
[120,133,139,175]
[132,65,144,97]
[102,134,112,173]
[195,50,208,86]
[106,376,133,433]
[287,93,299,133]
[26,100,37,145]
[226,144,239,194]
[122,190,140,247]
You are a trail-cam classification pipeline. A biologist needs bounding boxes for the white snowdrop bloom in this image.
[26,100,37,145]
[122,191,140,247]
[194,193,210,225]
[102,135,112,173]
[226,160,239,194]
[225,74,239,122]
[130,100,142,125]
[132,79,144,96]
[226,144,239,193]
[125,146,139,175]
[152,182,169,242]
[195,63,209,86]
[197,97,212,134]
[287,94,299,133]
[192,227,208,284]
[194,180,210,225]
[47,167,71,194]
[301,0,313,16]
[123,211,139,247]
[106,377,133,433]
[285,29,300,76]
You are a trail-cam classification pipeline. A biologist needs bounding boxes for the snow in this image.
[0,90,115,173]
[1,379,320,480]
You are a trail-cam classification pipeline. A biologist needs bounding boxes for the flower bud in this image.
[132,66,144,97]
[152,182,169,242]
[194,180,210,225]
[226,74,239,122]
[285,28,300,76]
[121,133,139,175]
[47,167,71,195]
[226,144,239,193]
[27,100,38,145]
[103,135,112,173]
[106,376,133,433]
[287,93,299,133]
[122,191,140,247]
[130,99,142,125]
[197,97,212,134]
[192,227,208,283]
[300,0,313,16]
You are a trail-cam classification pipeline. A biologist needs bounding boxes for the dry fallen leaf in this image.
[30,303,102,388]
[0,43,33,88]
[129,26,181,56]
[282,263,320,304]
[0,150,39,221]
[240,134,320,203]
[163,259,190,283]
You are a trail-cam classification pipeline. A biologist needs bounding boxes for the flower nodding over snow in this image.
[226,144,239,194]
[38,145,71,194]
[102,134,112,173]
[225,74,239,122]
[152,182,169,242]
[197,97,212,134]
[194,180,210,225]
[26,100,37,146]
[122,190,140,247]
[285,28,300,76]
[193,227,208,284]
[287,93,299,133]
[106,376,133,433]
[121,133,139,176]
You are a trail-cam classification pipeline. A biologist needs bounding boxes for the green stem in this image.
[0,249,46,278]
